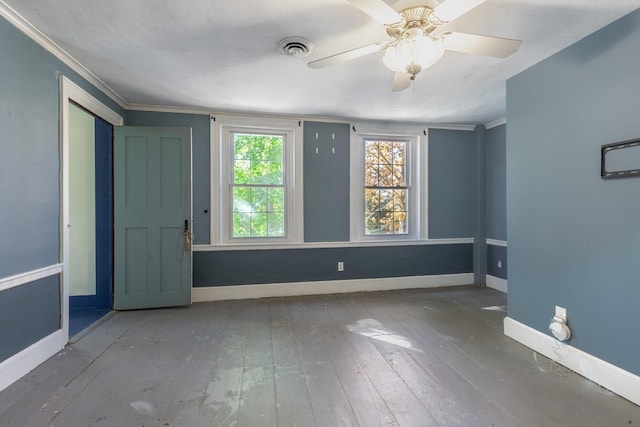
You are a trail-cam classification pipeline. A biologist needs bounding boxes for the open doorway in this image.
[67,103,113,336]
[60,76,124,345]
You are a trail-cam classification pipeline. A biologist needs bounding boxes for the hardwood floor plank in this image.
[1,287,638,427]
[236,298,278,427]
[323,294,441,426]
[334,291,523,426]
[389,288,638,427]
[269,297,317,427]
[304,295,400,427]
[285,296,360,427]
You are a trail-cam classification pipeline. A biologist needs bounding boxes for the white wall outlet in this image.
[555,306,567,321]
[337,261,344,272]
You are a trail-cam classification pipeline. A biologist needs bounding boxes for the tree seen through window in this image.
[364,139,408,235]
[232,132,285,238]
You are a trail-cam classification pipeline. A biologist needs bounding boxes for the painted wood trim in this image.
[192,273,474,302]
[484,118,506,129]
[193,238,474,252]
[0,264,62,292]
[134,106,478,130]
[0,330,63,392]
[504,317,640,407]
[61,76,124,126]
[486,274,507,293]
[0,1,126,108]
[485,238,507,247]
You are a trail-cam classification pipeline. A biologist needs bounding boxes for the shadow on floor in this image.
[69,307,110,337]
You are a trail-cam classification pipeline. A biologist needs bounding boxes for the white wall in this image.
[68,104,96,296]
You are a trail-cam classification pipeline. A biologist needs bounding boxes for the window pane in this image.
[378,164,395,187]
[232,187,252,212]
[365,211,381,235]
[248,213,267,237]
[267,187,284,213]
[392,165,406,186]
[365,164,378,186]
[392,141,405,166]
[250,160,283,185]
[232,185,286,238]
[233,212,251,237]
[250,187,267,213]
[233,135,251,159]
[233,133,284,185]
[364,139,407,189]
[365,140,379,163]
[233,160,251,184]
[267,212,285,237]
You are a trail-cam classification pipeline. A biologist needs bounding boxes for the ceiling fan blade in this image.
[348,0,402,25]
[308,43,385,69]
[443,32,522,58]
[392,72,411,92]
[433,0,486,22]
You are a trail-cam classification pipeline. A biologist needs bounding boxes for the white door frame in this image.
[60,76,123,345]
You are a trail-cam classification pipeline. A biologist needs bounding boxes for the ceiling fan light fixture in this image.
[382,36,444,77]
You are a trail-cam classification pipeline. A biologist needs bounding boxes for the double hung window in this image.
[351,124,426,241]
[213,116,302,245]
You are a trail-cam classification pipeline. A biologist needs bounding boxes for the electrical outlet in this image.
[337,261,344,272]
[555,306,567,321]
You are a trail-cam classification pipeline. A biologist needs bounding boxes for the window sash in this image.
[350,124,425,242]
[363,138,410,236]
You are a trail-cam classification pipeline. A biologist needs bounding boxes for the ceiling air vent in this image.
[278,37,313,58]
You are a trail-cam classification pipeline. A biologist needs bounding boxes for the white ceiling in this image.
[5,0,640,125]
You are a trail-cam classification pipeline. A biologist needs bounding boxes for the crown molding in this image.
[127,103,213,115]
[0,0,128,108]
[485,117,506,129]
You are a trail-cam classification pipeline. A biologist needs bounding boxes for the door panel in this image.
[114,126,192,310]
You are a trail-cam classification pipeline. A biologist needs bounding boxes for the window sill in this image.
[193,238,473,252]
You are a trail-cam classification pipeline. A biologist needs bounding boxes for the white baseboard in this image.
[504,317,640,406]
[0,330,63,392]
[486,274,508,293]
[193,273,474,302]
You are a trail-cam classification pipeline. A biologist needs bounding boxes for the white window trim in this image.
[350,122,429,242]
[210,114,303,246]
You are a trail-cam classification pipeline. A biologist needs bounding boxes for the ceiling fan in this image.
[308,0,522,91]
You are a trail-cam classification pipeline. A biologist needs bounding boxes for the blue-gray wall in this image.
[0,276,61,361]
[194,244,472,286]
[125,110,211,244]
[507,9,640,375]
[486,123,507,280]
[486,124,506,241]
[428,129,475,239]
[303,122,350,242]
[194,126,477,287]
[0,16,124,363]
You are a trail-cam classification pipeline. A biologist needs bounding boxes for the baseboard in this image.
[0,330,63,392]
[504,317,640,406]
[192,273,474,302]
[486,274,508,293]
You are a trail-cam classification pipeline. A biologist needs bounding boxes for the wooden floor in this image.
[1,286,638,426]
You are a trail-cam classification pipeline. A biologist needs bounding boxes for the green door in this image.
[114,126,192,310]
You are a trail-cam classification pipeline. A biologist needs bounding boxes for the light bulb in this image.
[383,37,444,76]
